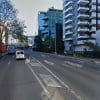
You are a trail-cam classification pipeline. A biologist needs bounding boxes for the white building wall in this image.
[74,45,93,52]
[95,30,100,46]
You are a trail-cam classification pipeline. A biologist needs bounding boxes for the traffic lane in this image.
[0,55,42,100]
[0,54,15,74]
[30,51,100,100]
[31,51,100,72]
[37,57,100,100]
[30,51,100,78]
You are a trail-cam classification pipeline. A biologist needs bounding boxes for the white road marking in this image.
[30,62,41,67]
[40,74,61,87]
[32,57,83,100]
[95,61,100,64]
[8,61,11,65]
[76,59,84,63]
[64,61,83,68]
[27,64,51,99]
[25,58,30,64]
[44,60,54,65]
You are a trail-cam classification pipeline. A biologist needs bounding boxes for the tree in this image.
[43,36,54,52]
[56,33,64,54]
[34,35,42,51]
[11,19,27,43]
[0,0,17,46]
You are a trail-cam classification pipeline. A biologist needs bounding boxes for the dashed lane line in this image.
[64,61,83,68]
[8,61,11,65]
[44,60,54,66]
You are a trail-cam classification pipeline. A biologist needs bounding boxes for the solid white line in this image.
[32,57,83,100]
[27,64,51,99]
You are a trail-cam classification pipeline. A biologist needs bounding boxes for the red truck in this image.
[0,44,6,53]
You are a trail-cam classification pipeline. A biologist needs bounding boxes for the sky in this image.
[11,0,63,36]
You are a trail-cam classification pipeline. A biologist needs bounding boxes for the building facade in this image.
[63,0,100,53]
[38,7,63,40]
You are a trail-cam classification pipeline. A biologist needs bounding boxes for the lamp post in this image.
[96,0,98,30]
[55,31,57,54]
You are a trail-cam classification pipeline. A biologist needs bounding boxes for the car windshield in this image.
[0,0,100,100]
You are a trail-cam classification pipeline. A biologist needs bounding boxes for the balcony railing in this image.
[78,7,89,12]
[78,0,89,5]
[65,25,72,30]
[65,13,72,18]
[65,19,72,24]
[65,32,73,35]
[78,14,89,18]
[43,24,48,27]
[42,16,48,20]
[78,21,89,25]
[64,7,72,13]
[65,37,73,41]
[77,28,89,32]
[64,1,72,8]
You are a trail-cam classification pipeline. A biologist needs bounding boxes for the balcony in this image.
[65,25,72,30]
[77,28,89,32]
[42,30,48,34]
[65,32,73,35]
[78,14,89,19]
[65,37,73,41]
[78,35,89,39]
[65,13,72,18]
[43,24,48,27]
[65,19,72,24]
[42,16,48,20]
[78,21,89,25]
[64,1,72,7]
[77,39,96,45]
[65,7,72,13]
[78,7,89,12]
[78,0,89,5]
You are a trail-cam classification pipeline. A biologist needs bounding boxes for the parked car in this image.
[16,50,25,60]
[7,46,16,54]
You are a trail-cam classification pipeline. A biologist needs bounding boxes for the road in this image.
[0,49,100,100]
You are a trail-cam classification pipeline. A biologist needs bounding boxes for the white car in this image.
[16,50,25,60]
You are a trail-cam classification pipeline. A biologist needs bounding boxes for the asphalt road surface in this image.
[0,49,100,100]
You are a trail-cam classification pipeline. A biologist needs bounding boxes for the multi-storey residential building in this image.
[63,0,100,53]
[38,7,63,40]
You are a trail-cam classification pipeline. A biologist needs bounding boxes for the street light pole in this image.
[55,30,57,54]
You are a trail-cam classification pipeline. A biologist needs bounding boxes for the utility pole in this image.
[55,31,57,54]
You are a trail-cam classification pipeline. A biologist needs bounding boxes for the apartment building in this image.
[38,7,63,40]
[63,0,100,53]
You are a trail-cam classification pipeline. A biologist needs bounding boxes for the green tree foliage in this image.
[43,36,54,52]
[34,35,42,51]
[11,19,27,43]
[0,0,17,46]
[56,33,64,54]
